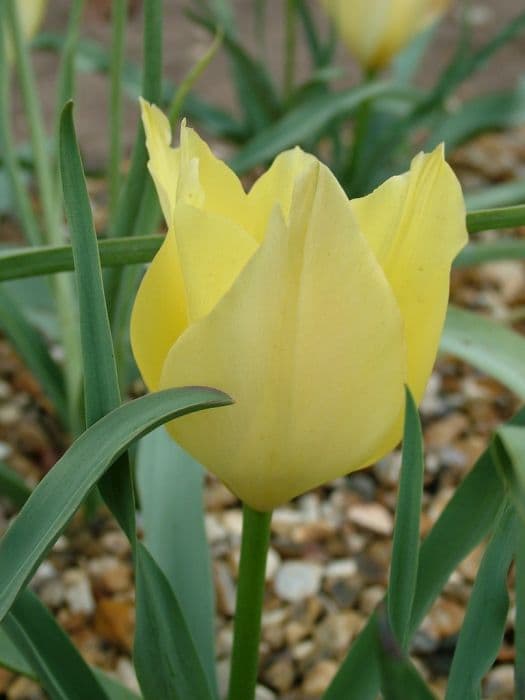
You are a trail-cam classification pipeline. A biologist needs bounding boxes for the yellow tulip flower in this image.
[131,100,466,511]
[5,1,47,64]
[321,0,451,70]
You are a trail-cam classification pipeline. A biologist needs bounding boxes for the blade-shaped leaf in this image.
[441,305,525,399]
[445,505,516,700]
[0,386,231,621]
[454,240,525,269]
[388,388,424,650]
[136,429,217,694]
[3,590,109,700]
[60,101,134,539]
[134,542,214,700]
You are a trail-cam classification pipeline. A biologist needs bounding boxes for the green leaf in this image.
[445,505,515,700]
[3,590,110,700]
[516,526,525,699]
[0,236,163,282]
[454,239,525,268]
[466,204,525,234]
[0,285,67,425]
[377,614,437,700]
[441,305,525,399]
[493,425,525,521]
[229,81,402,174]
[0,460,31,507]
[134,542,214,700]
[60,101,134,539]
[0,386,231,621]
[136,429,217,695]
[465,179,525,211]
[427,82,525,151]
[388,388,424,651]
[0,611,140,700]
[323,420,511,700]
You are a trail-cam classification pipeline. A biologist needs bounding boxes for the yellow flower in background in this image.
[321,0,451,70]
[6,0,47,64]
[131,100,466,512]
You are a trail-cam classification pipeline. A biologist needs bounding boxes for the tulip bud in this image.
[131,100,467,511]
[5,1,47,65]
[321,0,451,70]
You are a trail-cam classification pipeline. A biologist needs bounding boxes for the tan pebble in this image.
[359,585,385,615]
[484,664,514,699]
[262,656,295,693]
[94,598,135,652]
[255,685,276,700]
[216,626,234,658]
[100,531,130,557]
[315,611,364,655]
[325,558,358,580]
[291,639,317,665]
[214,561,237,616]
[291,521,336,544]
[0,668,13,693]
[115,657,141,693]
[221,509,243,539]
[425,412,469,449]
[204,513,227,543]
[302,660,338,696]
[348,503,393,536]
[63,568,95,615]
[285,620,310,646]
[458,544,484,582]
[88,557,132,594]
[6,677,45,700]
[423,598,465,639]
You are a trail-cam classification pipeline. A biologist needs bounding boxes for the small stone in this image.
[63,568,95,615]
[221,509,243,539]
[484,664,514,699]
[348,503,393,536]
[425,412,469,449]
[39,578,66,608]
[426,598,465,638]
[325,558,358,580]
[6,677,45,700]
[94,598,135,652]
[0,441,11,460]
[302,660,338,696]
[216,626,234,658]
[255,686,276,700]
[285,620,310,646]
[205,513,227,543]
[216,659,230,699]
[265,547,281,581]
[31,561,57,586]
[215,561,236,616]
[458,544,484,582]
[291,639,316,665]
[100,531,130,556]
[274,561,323,602]
[315,611,364,656]
[0,668,13,693]
[115,657,141,693]
[262,655,295,693]
[359,585,385,615]
[0,404,20,426]
[88,556,132,593]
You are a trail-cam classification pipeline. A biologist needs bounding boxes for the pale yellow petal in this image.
[172,203,258,322]
[351,146,467,403]
[246,147,317,241]
[140,99,181,228]
[130,230,188,391]
[159,161,406,511]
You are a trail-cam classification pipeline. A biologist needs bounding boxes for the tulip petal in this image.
[140,100,249,231]
[351,146,467,403]
[246,147,317,241]
[173,204,258,321]
[130,231,188,391]
[159,162,406,511]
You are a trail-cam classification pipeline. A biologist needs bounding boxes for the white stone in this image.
[274,561,323,602]
[348,503,393,536]
[63,568,95,615]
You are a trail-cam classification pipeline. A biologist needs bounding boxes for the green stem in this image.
[0,5,41,245]
[466,204,525,234]
[343,68,376,195]
[283,0,296,100]
[7,0,82,433]
[227,505,272,700]
[108,0,128,217]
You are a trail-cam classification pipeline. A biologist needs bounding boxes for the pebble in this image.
[115,657,141,693]
[302,659,338,696]
[274,561,323,602]
[0,441,12,460]
[348,503,393,536]
[63,568,95,615]
[262,655,295,693]
[6,677,45,700]
[484,664,514,699]
[315,611,364,655]
[87,556,132,594]
[94,598,135,652]
[425,412,469,449]
[255,686,276,700]
[39,578,66,608]
[325,558,358,580]
[215,561,237,616]
[359,585,385,615]
[100,531,130,557]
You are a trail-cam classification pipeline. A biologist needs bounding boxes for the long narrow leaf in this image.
[134,542,214,700]
[445,506,516,700]
[388,389,424,650]
[0,386,231,621]
[60,101,134,538]
[3,590,109,700]
[136,430,217,694]
[454,240,525,268]
[441,305,525,399]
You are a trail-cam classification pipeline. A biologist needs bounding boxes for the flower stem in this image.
[227,504,272,700]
